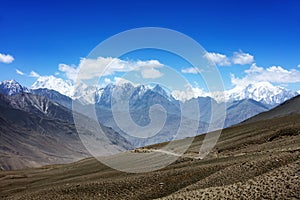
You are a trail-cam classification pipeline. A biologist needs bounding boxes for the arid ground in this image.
[1,114,300,199]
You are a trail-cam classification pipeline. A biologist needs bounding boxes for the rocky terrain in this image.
[0,93,133,170]
[1,101,299,199]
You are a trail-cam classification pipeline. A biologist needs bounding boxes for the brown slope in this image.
[243,94,300,124]
[0,94,133,170]
[0,111,299,199]
[0,104,91,170]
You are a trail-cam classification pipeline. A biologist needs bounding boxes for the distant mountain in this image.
[1,79,298,143]
[30,77,297,107]
[31,77,103,104]
[183,96,220,124]
[225,82,297,107]
[1,93,74,123]
[28,79,297,139]
[225,99,269,127]
[97,83,136,109]
[96,83,194,147]
[0,80,29,95]
[94,83,269,146]
[183,96,268,128]
[244,94,300,124]
[0,80,74,110]
[31,76,74,98]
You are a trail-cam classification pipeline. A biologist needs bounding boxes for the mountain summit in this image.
[226,82,297,106]
[0,80,29,95]
[29,77,298,107]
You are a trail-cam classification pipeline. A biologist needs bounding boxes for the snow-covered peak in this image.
[152,84,176,102]
[172,86,208,102]
[129,84,152,102]
[226,81,297,106]
[0,79,29,95]
[72,82,97,104]
[31,76,74,98]
[27,77,300,107]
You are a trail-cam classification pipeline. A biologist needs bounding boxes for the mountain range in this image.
[12,79,299,122]
[1,80,298,140]
[0,79,298,155]
[224,81,297,106]
[29,77,298,106]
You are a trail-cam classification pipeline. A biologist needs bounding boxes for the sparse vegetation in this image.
[1,113,300,199]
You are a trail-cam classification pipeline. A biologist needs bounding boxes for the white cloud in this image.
[231,63,300,86]
[15,69,39,77]
[66,57,165,80]
[137,60,164,78]
[297,64,300,68]
[204,50,254,66]
[0,53,14,64]
[172,85,208,102]
[231,51,254,65]
[58,63,78,81]
[181,67,199,74]
[140,68,163,78]
[15,69,24,75]
[29,71,40,78]
[204,52,231,66]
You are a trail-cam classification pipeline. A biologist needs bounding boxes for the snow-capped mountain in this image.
[1,78,299,148]
[0,80,29,95]
[3,78,298,108]
[29,75,298,107]
[130,85,151,100]
[31,76,74,98]
[226,82,298,106]
[97,83,136,107]
[152,84,177,103]
[72,82,102,105]
[96,83,178,109]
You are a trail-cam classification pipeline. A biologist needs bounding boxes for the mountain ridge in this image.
[1,79,297,107]
[0,92,133,170]
[243,94,300,124]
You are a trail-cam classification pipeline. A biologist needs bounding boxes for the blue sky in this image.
[0,0,300,92]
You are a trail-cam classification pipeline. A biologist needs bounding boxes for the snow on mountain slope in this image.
[226,82,297,106]
[30,76,297,107]
[72,82,101,104]
[0,80,29,95]
[31,76,74,98]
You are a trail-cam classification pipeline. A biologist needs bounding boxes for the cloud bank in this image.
[203,50,254,67]
[58,57,164,81]
[231,63,300,86]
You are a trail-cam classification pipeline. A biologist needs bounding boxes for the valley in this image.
[0,111,299,199]
[0,80,299,199]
